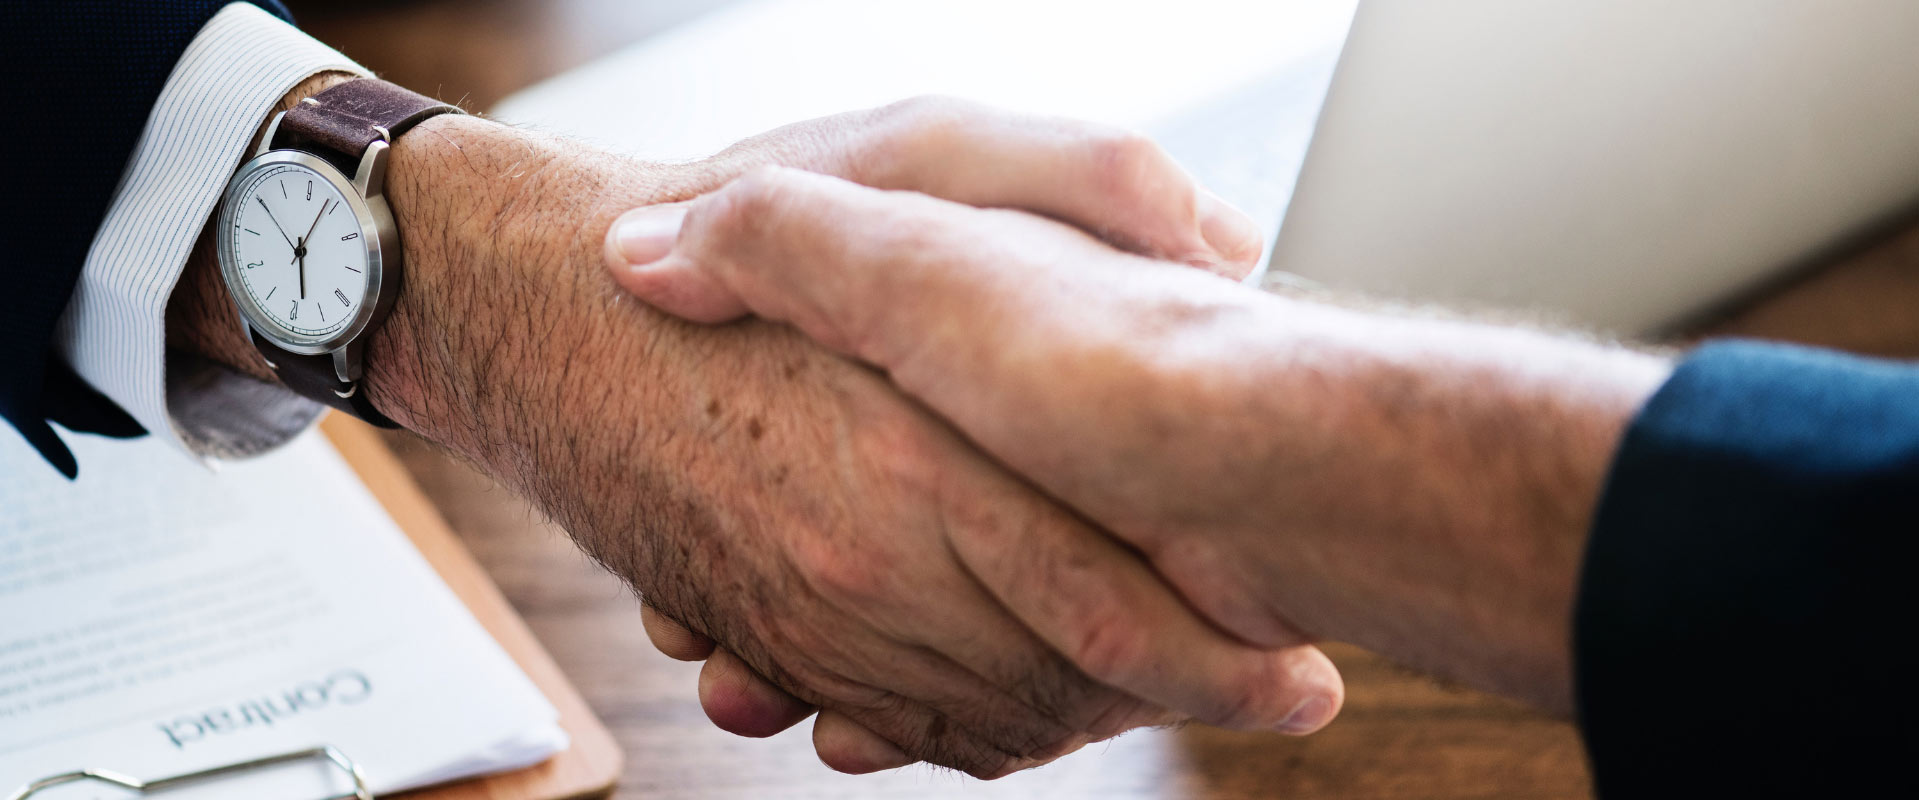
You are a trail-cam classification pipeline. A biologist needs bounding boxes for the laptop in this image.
[1272,0,1919,336]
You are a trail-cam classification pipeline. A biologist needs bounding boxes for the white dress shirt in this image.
[55,3,368,461]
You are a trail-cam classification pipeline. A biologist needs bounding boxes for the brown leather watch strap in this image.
[273,79,462,169]
[251,79,462,430]
[250,329,398,428]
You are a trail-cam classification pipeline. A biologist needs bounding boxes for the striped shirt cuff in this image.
[54,3,368,462]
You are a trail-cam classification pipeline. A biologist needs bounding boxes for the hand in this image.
[588,101,1341,771]
[170,94,1345,778]
[606,167,1672,713]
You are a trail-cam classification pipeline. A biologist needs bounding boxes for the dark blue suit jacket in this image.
[0,3,1913,794]
[0,0,288,478]
[1577,341,1918,795]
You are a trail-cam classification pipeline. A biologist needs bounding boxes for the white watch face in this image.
[223,160,374,342]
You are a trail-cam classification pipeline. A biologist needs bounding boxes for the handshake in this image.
[176,92,1669,778]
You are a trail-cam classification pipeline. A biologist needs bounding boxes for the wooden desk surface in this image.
[287,3,1919,796]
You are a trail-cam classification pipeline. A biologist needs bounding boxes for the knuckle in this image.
[1086,129,1181,201]
[1212,683,1274,730]
[715,166,797,222]
[863,95,983,183]
[881,94,974,126]
[1065,611,1150,688]
[792,533,889,607]
[1210,655,1289,730]
[855,411,947,499]
[688,166,815,259]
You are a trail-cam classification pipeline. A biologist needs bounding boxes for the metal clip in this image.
[6,746,374,800]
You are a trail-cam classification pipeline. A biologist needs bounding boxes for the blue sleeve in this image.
[1575,340,1919,796]
[0,0,292,478]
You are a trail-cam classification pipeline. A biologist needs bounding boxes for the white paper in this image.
[0,428,564,798]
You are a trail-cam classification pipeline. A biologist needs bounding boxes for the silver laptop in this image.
[1271,0,1919,336]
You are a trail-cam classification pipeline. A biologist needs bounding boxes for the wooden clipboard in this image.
[321,414,622,800]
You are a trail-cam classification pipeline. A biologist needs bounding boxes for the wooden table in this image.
[291,2,1919,796]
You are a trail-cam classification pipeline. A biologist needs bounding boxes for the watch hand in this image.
[294,199,330,301]
[256,196,298,253]
[303,198,330,243]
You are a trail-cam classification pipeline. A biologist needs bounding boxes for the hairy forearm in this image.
[1229,296,1669,712]
[978,269,1668,711]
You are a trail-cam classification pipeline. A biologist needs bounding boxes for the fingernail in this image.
[1275,695,1333,735]
[1197,190,1265,263]
[609,205,687,269]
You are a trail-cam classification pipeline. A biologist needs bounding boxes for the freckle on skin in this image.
[706,399,722,417]
[748,417,765,440]
[783,362,800,379]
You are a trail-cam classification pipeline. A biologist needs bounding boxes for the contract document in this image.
[0,428,565,799]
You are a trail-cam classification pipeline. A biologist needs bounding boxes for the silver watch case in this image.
[214,111,401,383]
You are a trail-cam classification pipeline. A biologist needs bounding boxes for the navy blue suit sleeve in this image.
[0,0,292,477]
[1576,340,1919,796]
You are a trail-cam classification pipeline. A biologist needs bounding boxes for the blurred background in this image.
[285,0,746,111]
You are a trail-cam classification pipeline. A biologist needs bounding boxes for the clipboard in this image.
[323,415,622,800]
[8,415,622,800]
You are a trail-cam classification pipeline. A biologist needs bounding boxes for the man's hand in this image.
[606,167,1675,714]
[169,94,1344,777]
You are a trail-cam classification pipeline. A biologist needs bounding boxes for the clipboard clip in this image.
[6,745,373,800]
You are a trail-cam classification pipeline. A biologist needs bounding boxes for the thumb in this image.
[604,166,1009,365]
[603,202,751,324]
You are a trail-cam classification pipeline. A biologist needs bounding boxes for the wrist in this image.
[170,71,365,383]
[357,113,674,474]
[1247,300,1668,711]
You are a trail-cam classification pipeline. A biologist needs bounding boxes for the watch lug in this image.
[237,317,280,370]
[353,140,389,197]
[332,341,365,384]
[256,111,287,158]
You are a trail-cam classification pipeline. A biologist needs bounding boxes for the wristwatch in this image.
[214,79,463,427]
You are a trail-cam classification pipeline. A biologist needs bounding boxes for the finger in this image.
[672,575,1071,773]
[779,429,1171,746]
[945,482,1347,733]
[641,603,716,661]
[698,648,817,738]
[841,97,1264,274]
[812,711,914,775]
[824,690,1047,780]
[645,96,1264,276]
